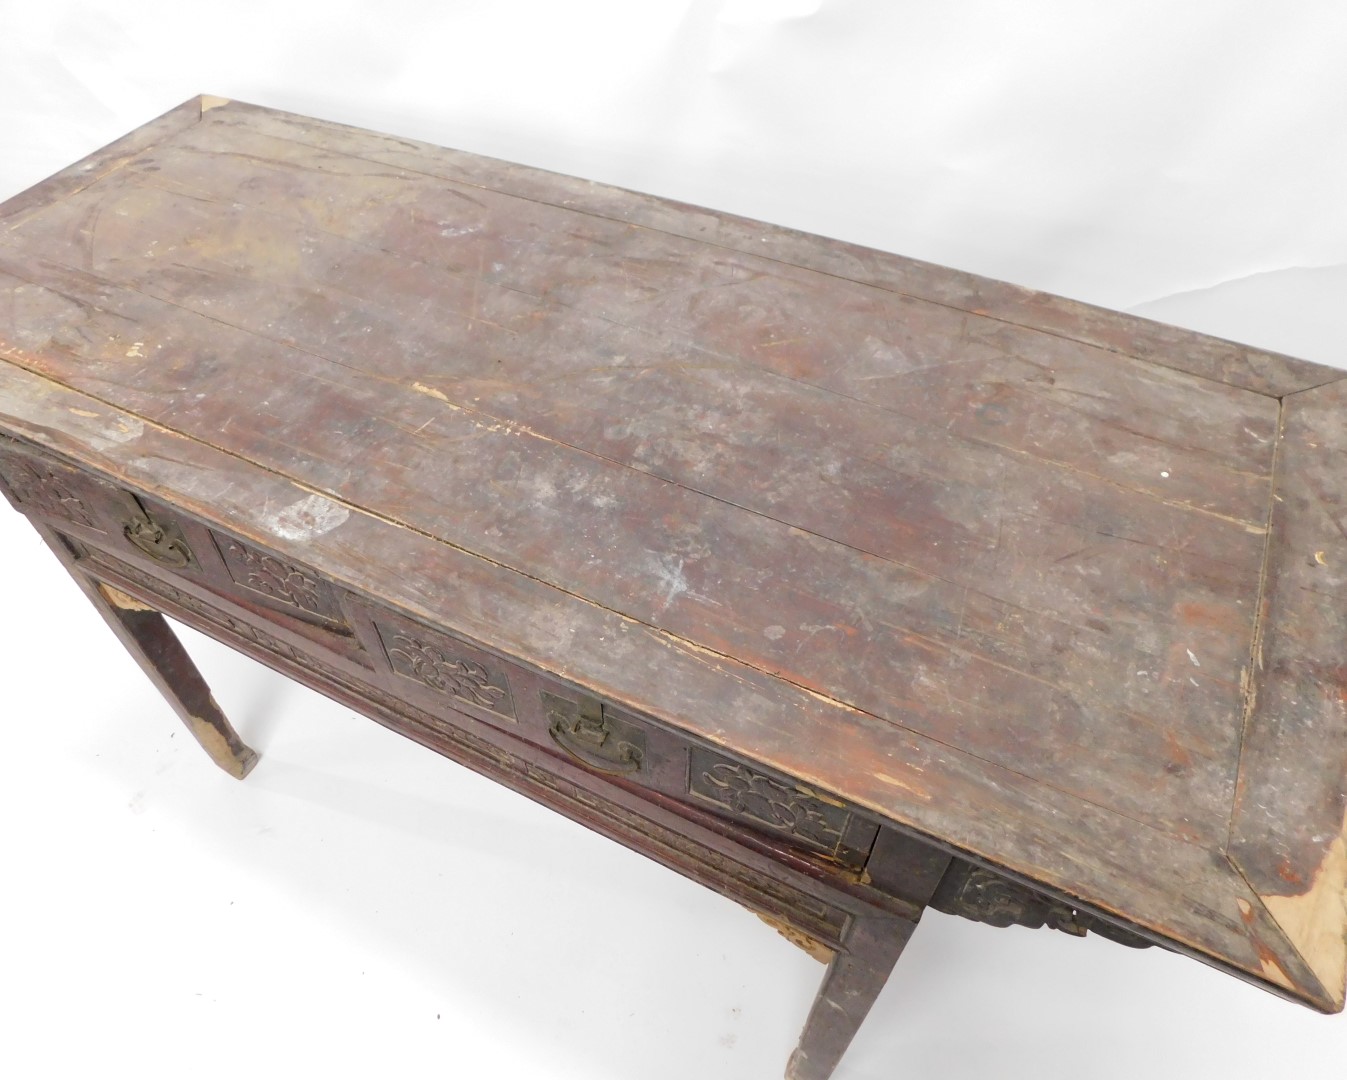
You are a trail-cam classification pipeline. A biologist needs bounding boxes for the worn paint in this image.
[1,97,1343,1019]
[1262,806,1347,1008]
[184,705,259,780]
[261,493,349,541]
[99,582,156,612]
[411,381,461,408]
[86,415,144,452]
[755,910,834,964]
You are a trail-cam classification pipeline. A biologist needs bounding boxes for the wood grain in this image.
[0,96,1343,1013]
[0,160,1275,841]
[0,356,1324,1008]
[1230,378,1347,1009]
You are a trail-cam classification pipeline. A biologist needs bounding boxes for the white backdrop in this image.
[1,3,1345,1079]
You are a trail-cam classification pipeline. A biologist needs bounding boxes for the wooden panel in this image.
[366,604,517,722]
[686,746,878,870]
[69,520,898,941]
[0,436,108,531]
[0,360,1325,1008]
[212,530,348,628]
[0,97,205,230]
[197,98,1341,397]
[0,231,1266,842]
[71,536,868,949]
[2,100,1344,1017]
[1229,378,1347,1011]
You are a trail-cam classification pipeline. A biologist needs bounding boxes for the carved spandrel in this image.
[930,860,1153,949]
[87,550,303,661]
[82,548,371,674]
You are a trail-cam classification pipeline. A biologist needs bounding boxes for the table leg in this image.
[34,523,259,779]
[785,913,916,1080]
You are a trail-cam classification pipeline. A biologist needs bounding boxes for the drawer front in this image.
[512,677,878,871]
[1,435,366,663]
[361,602,517,722]
[0,435,118,532]
[685,745,877,867]
[356,602,880,871]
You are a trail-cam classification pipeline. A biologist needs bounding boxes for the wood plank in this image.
[0,355,1325,1006]
[1230,378,1347,1010]
[196,98,1339,397]
[6,169,1275,557]
[0,253,1253,841]
[3,97,1343,1019]
[0,96,204,230]
[0,171,1274,630]
[0,150,1280,824]
[106,119,1281,517]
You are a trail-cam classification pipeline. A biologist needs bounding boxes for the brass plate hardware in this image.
[118,491,193,568]
[543,691,646,776]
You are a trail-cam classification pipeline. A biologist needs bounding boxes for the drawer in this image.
[345,596,879,872]
[0,434,124,535]
[0,435,366,665]
[350,598,518,724]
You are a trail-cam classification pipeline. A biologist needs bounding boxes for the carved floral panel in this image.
[0,448,100,530]
[214,533,346,626]
[687,746,853,858]
[376,620,515,718]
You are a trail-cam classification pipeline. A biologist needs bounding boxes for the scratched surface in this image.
[0,97,1343,1010]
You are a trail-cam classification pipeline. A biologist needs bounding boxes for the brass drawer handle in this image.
[544,692,645,775]
[119,492,193,568]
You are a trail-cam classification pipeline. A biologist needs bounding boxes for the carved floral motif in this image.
[0,455,98,529]
[692,756,847,852]
[930,863,1152,948]
[222,539,324,613]
[387,632,507,710]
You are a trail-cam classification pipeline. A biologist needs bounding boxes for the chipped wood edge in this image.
[199,95,232,114]
[99,582,157,612]
[186,694,260,780]
[754,909,835,964]
[88,565,260,781]
[1259,813,1347,1010]
[1226,842,1345,1012]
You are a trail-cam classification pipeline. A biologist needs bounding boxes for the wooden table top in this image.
[1,95,1344,1011]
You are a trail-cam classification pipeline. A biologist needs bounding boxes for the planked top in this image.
[1,96,1344,1010]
